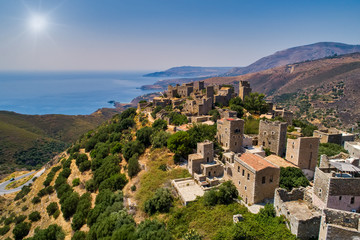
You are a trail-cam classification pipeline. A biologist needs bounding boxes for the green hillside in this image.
[0,110,116,177]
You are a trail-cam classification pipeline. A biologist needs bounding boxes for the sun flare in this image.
[29,15,48,33]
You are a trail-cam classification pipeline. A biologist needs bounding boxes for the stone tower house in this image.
[286,137,320,171]
[258,120,288,157]
[216,118,244,153]
[239,81,252,101]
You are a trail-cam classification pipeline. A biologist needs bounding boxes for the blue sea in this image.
[0,71,163,115]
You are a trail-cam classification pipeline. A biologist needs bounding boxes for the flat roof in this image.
[284,200,321,221]
[265,155,298,168]
[172,179,204,203]
[237,153,278,171]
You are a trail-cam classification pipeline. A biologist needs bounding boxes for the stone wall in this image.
[286,137,319,171]
[345,141,360,159]
[239,80,252,101]
[258,120,288,157]
[217,118,244,153]
[253,167,280,203]
[319,208,360,240]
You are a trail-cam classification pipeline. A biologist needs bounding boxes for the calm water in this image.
[0,71,161,115]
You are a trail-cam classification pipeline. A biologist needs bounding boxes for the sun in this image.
[29,14,48,33]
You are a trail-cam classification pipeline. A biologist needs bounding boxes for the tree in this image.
[72,178,81,187]
[122,141,145,161]
[13,221,31,240]
[151,106,163,119]
[93,155,121,186]
[208,109,220,122]
[98,173,128,191]
[85,179,96,192]
[28,211,41,222]
[72,193,92,231]
[134,219,173,240]
[167,131,192,158]
[30,224,65,240]
[136,127,154,147]
[47,202,59,216]
[151,131,170,149]
[203,189,218,206]
[243,92,268,114]
[168,112,188,126]
[144,188,173,215]
[79,160,91,172]
[279,167,309,191]
[61,192,80,220]
[187,124,216,148]
[319,143,347,157]
[72,231,87,240]
[204,181,238,206]
[152,119,168,131]
[128,154,141,178]
[257,203,276,219]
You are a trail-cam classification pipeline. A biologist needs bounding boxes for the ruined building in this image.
[183,97,213,116]
[217,118,244,153]
[224,152,280,204]
[313,164,360,213]
[286,137,320,172]
[274,188,321,240]
[239,80,252,101]
[318,208,360,240]
[258,120,288,157]
[188,141,224,187]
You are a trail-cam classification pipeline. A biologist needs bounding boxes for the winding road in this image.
[0,168,45,196]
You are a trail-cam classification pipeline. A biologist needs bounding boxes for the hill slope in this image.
[0,108,120,177]
[205,53,360,127]
[225,42,360,76]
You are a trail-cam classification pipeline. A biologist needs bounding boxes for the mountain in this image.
[205,52,360,127]
[144,66,233,77]
[225,42,360,76]
[0,108,120,178]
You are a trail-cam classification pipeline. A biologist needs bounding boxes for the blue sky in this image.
[0,0,359,71]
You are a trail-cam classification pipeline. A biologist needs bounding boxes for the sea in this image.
[0,71,165,115]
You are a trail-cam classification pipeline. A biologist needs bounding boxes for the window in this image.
[207,157,209,162]
[244,186,247,191]
[238,181,241,185]
[269,175,273,183]
[350,197,355,204]
[242,169,245,176]
[238,166,240,172]
[262,176,266,184]
[264,131,267,135]
[339,196,342,201]
[271,131,275,135]
[247,173,250,180]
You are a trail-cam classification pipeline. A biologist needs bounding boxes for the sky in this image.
[0,0,359,71]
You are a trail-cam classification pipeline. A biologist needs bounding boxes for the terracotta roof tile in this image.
[265,155,298,168]
[237,153,278,171]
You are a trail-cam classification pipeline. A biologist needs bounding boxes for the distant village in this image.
[137,80,360,240]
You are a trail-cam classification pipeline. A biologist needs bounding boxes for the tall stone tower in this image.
[216,118,244,153]
[258,120,288,157]
[239,81,252,101]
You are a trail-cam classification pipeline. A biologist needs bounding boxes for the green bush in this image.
[47,202,59,216]
[94,155,122,186]
[14,185,32,201]
[98,173,128,192]
[60,168,71,178]
[128,154,141,178]
[79,160,91,172]
[85,179,96,192]
[319,143,347,157]
[187,124,217,149]
[131,185,136,192]
[71,193,92,231]
[168,112,188,126]
[72,178,81,187]
[75,154,88,167]
[22,206,28,212]
[13,221,31,240]
[279,167,310,191]
[136,127,154,147]
[152,119,168,131]
[15,215,26,224]
[151,131,170,149]
[204,181,238,206]
[243,92,268,114]
[122,141,145,161]
[43,166,62,187]
[61,192,80,220]
[167,131,192,158]
[0,225,10,236]
[28,211,41,222]
[31,196,41,204]
[72,231,87,240]
[31,224,65,240]
[134,219,173,240]
[144,188,173,215]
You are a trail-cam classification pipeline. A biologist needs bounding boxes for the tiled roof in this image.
[265,155,298,168]
[237,153,278,171]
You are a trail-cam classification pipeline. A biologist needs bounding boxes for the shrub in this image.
[61,192,80,220]
[60,168,71,178]
[85,179,96,192]
[134,219,173,240]
[167,131,192,158]
[151,131,170,149]
[0,225,10,236]
[14,185,32,201]
[144,188,173,215]
[43,166,62,187]
[14,215,26,224]
[47,202,59,216]
[136,127,154,147]
[72,178,81,187]
[13,221,31,240]
[93,155,122,186]
[75,154,88,167]
[122,141,145,161]
[21,206,28,212]
[71,193,92,231]
[62,158,72,168]
[131,185,136,192]
[53,210,60,219]
[279,167,309,191]
[31,224,65,240]
[152,119,168,131]
[98,174,128,192]
[28,211,41,222]
[79,160,91,172]
[318,143,347,157]
[128,154,141,178]
[187,124,217,148]
[31,196,41,204]
[168,112,188,126]
[204,181,238,206]
[72,231,87,240]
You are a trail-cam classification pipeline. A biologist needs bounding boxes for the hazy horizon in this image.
[0,0,359,71]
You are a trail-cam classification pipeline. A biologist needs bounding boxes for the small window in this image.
[272,131,275,135]
[264,131,267,135]
[207,157,209,162]
[344,218,351,223]
[245,186,247,191]
[262,176,266,184]
[339,196,342,201]
[242,169,245,176]
[269,176,273,183]
[238,181,241,185]
[247,173,250,180]
[350,197,355,204]
[238,166,240,172]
